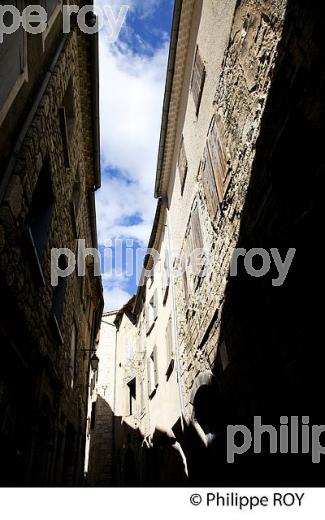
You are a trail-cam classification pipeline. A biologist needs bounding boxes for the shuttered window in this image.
[140,379,145,414]
[165,316,174,377]
[191,46,206,115]
[191,205,205,276]
[147,346,158,398]
[178,137,188,193]
[0,2,25,111]
[207,117,229,203]
[201,147,220,220]
[146,290,158,335]
[191,205,204,252]
[162,250,170,304]
[182,203,205,290]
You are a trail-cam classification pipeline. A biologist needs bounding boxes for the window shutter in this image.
[191,46,206,114]
[190,205,205,275]
[140,380,145,414]
[202,149,220,220]
[191,205,204,251]
[183,235,192,300]
[207,118,228,201]
[147,358,151,397]
[145,306,150,334]
[153,346,159,388]
[162,251,170,305]
[165,317,173,368]
[153,289,158,321]
[178,137,188,191]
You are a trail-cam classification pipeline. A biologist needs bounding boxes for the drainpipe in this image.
[166,209,185,431]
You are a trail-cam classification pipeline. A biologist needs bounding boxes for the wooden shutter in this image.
[165,316,173,368]
[147,358,152,396]
[153,290,158,321]
[191,205,204,251]
[162,251,170,303]
[191,46,206,115]
[153,346,159,388]
[145,305,150,334]
[182,234,192,301]
[201,149,220,220]
[140,380,145,413]
[191,205,205,275]
[178,137,188,191]
[207,118,228,201]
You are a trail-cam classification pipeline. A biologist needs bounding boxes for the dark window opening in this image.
[52,255,67,344]
[27,160,54,260]
[128,378,136,416]
[90,402,96,430]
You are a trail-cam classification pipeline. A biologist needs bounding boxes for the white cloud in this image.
[103,285,132,312]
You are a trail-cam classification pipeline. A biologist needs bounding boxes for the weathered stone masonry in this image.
[0,13,103,486]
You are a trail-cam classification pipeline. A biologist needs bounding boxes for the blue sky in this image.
[95,0,174,310]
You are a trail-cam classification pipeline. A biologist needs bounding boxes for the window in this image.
[140,379,145,415]
[162,250,170,305]
[201,146,220,220]
[178,137,188,193]
[182,261,189,309]
[147,346,158,398]
[59,78,75,167]
[27,161,54,259]
[191,46,206,115]
[128,379,136,416]
[25,160,54,285]
[219,341,230,371]
[71,169,81,232]
[146,290,158,335]
[90,402,96,429]
[182,204,205,302]
[165,316,174,378]
[189,204,205,277]
[127,337,134,360]
[204,116,230,211]
[0,1,26,123]
[70,323,77,388]
[52,256,67,344]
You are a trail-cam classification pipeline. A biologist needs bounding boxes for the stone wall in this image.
[173,0,288,418]
[0,22,102,485]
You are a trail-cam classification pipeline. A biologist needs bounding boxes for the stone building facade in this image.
[0,3,103,486]
[87,0,324,486]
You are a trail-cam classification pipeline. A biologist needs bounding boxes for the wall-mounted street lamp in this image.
[90,353,99,372]
[81,348,99,372]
